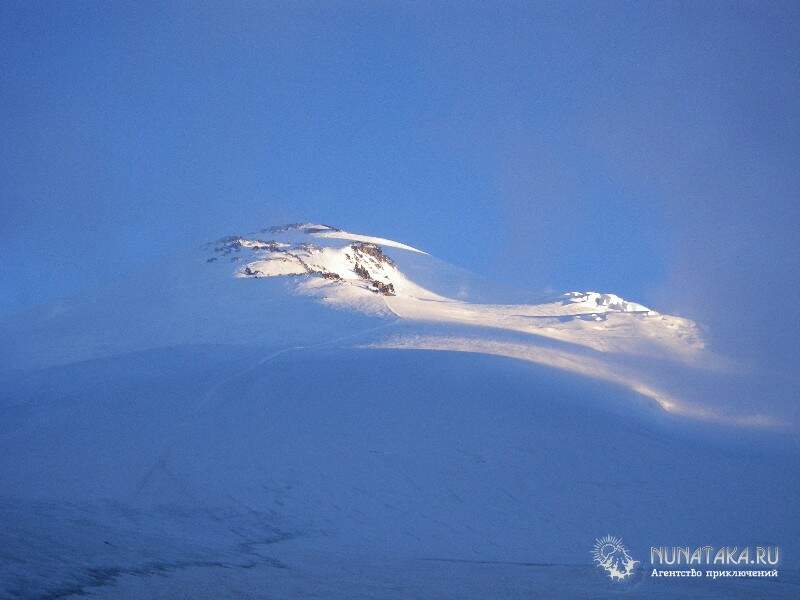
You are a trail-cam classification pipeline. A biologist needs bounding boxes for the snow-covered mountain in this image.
[1,224,797,599]
[200,224,757,426]
[208,224,694,356]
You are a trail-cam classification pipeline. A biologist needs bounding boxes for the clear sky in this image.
[2,1,798,376]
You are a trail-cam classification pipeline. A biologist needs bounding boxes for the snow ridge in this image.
[202,223,775,427]
[204,225,698,358]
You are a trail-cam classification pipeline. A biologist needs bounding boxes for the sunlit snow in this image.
[209,224,770,428]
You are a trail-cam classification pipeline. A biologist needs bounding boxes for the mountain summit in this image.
[206,223,696,353]
[199,223,752,425]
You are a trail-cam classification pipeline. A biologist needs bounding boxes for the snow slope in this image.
[1,347,797,599]
[1,223,797,599]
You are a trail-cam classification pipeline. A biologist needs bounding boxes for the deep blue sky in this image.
[2,1,798,373]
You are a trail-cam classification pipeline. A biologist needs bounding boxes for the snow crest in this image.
[206,224,701,359]
[202,223,773,428]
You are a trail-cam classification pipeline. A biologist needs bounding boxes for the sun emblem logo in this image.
[592,535,638,581]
